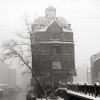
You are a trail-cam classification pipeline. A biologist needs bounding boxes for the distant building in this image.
[74,66,91,84]
[0,61,16,85]
[8,68,16,85]
[90,52,100,84]
[16,67,31,89]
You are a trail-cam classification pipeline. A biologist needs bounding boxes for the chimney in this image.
[45,7,56,18]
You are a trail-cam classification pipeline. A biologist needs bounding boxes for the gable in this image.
[46,21,63,33]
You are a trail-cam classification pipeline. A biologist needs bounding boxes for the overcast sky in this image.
[0,0,100,68]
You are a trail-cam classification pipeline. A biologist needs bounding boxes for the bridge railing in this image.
[65,83,100,97]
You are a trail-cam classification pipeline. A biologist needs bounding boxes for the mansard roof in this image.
[91,52,100,63]
[32,16,72,32]
[31,7,72,32]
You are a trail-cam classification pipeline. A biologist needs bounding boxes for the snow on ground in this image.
[57,88,100,100]
[37,97,64,100]
[94,98,100,100]
[67,90,100,100]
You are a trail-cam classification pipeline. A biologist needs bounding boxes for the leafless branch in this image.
[2,18,37,78]
[16,33,30,39]
[2,39,32,72]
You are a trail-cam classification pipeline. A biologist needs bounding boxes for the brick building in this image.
[31,7,76,83]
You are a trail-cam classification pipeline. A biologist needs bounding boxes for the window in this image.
[51,46,61,54]
[52,61,62,69]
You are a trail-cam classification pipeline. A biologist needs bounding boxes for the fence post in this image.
[72,83,73,91]
[77,83,79,93]
[94,83,97,97]
[84,83,87,94]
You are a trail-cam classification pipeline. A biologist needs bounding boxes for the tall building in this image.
[31,7,76,84]
[91,52,100,84]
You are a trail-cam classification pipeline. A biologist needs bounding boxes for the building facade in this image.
[91,52,100,84]
[31,7,76,84]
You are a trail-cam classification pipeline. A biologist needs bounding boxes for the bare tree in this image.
[1,18,37,96]
[2,18,34,76]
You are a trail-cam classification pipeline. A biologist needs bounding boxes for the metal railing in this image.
[66,83,100,97]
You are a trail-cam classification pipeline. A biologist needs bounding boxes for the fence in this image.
[66,83,100,97]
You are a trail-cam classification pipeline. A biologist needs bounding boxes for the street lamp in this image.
[87,66,88,83]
